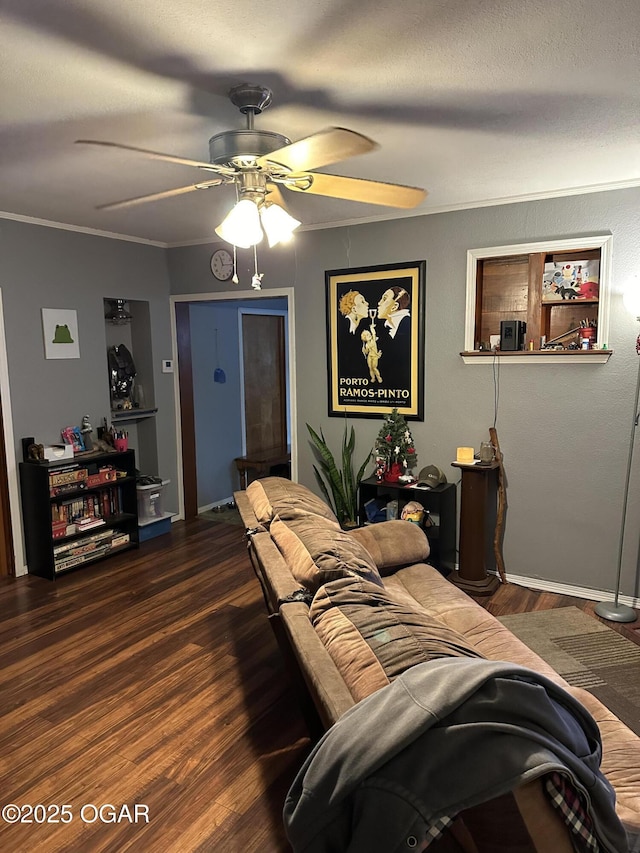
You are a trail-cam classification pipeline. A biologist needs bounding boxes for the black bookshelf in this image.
[19,449,139,579]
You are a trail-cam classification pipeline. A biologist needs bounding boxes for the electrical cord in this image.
[492,346,500,429]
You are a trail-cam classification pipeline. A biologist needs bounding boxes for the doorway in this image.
[171,288,296,520]
[0,401,15,576]
[0,289,24,575]
[240,310,288,457]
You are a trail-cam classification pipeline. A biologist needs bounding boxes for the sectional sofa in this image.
[235,476,640,849]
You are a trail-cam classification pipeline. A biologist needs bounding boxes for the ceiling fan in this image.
[75,84,427,247]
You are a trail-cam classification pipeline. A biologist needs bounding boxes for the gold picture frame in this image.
[325,260,425,419]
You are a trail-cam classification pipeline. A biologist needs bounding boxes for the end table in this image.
[450,460,500,596]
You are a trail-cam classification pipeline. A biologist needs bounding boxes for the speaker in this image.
[500,320,526,351]
[21,436,35,462]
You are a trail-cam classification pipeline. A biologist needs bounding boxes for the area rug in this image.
[498,607,640,737]
[200,505,244,526]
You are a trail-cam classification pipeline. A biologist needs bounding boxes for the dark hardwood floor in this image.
[1,517,638,852]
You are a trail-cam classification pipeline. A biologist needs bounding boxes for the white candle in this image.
[456,446,474,463]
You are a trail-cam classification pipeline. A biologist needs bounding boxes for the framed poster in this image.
[41,308,80,359]
[326,260,425,419]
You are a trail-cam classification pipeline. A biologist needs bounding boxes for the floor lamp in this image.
[595,317,640,623]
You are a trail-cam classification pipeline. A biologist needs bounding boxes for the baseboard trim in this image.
[499,570,640,609]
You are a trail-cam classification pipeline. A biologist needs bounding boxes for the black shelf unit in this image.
[358,476,457,574]
[19,449,139,579]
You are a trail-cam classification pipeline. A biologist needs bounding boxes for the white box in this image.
[44,444,74,461]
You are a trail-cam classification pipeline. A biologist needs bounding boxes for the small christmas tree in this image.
[374,408,417,472]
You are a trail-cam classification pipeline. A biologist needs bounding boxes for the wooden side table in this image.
[234,446,291,490]
[450,460,500,595]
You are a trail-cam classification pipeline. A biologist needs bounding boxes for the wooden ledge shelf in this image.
[461,350,613,364]
[111,407,158,422]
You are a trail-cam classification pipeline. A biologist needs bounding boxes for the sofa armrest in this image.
[348,520,430,575]
[280,601,355,729]
[248,530,302,613]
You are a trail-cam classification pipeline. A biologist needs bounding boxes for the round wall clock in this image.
[210,249,234,281]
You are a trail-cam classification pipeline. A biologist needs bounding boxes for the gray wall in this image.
[3,188,639,599]
[0,218,178,573]
[168,187,640,601]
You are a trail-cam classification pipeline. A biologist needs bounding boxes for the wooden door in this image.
[175,302,198,520]
[242,314,286,455]
[0,399,15,575]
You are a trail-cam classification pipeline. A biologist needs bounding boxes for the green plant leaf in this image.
[312,465,333,511]
[307,421,368,525]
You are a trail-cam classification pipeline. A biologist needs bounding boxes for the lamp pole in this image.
[595,326,640,623]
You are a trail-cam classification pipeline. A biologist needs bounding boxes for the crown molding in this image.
[3,174,640,249]
[0,211,166,247]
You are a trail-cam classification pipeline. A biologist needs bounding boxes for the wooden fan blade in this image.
[286,172,427,209]
[258,127,378,173]
[95,179,223,211]
[75,139,223,172]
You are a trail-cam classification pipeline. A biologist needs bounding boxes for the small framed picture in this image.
[42,308,80,359]
[325,260,426,419]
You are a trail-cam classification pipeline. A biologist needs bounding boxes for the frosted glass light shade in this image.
[215,199,263,248]
[260,203,301,247]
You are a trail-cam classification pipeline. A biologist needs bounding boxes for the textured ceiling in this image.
[1,0,639,246]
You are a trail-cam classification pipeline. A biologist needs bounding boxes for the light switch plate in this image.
[162,359,173,373]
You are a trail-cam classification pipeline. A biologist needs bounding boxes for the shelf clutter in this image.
[53,528,131,574]
[358,475,456,575]
[467,237,612,362]
[19,448,139,579]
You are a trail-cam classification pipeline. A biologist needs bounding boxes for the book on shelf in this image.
[49,467,87,488]
[111,532,130,549]
[75,516,106,530]
[48,462,81,474]
[50,481,87,498]
[54,530,130,572]
[53,527,114,556]
[55,543,112,572]
[50,485,122,525]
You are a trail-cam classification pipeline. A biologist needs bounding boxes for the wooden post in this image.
[490,427,507,584]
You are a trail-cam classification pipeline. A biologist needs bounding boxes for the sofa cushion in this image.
[310,576,485,703]
[270,515,383,593]
[348,520,430,575]
[246,477,339,526]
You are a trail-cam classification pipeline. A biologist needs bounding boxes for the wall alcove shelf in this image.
[105,297,160,476]
[461,350,612,364]
[464,235,613,362]
[111,408,158,422]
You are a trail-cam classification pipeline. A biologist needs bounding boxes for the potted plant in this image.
[307,422,371,527]
[374,408,417,482]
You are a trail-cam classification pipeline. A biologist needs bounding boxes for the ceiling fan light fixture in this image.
[260,203,301,247]
[215,198,263,248]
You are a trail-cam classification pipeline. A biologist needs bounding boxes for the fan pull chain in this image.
[232,244,238,284]
[251,244,263,290]
[230,183,240,284]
